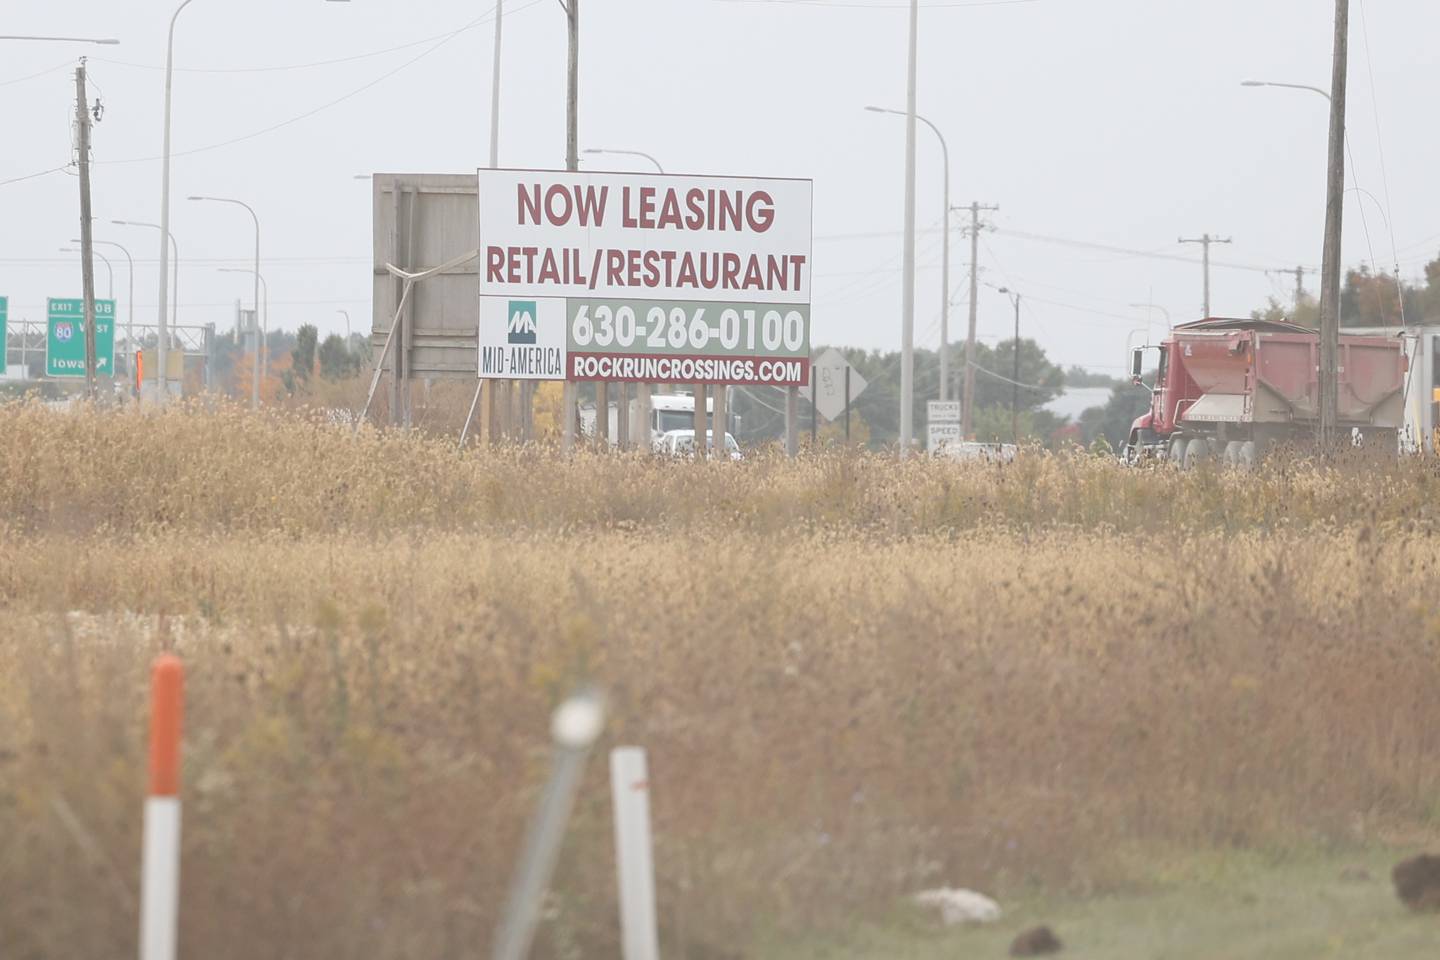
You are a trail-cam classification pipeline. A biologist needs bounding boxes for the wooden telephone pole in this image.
[959,201,999,439]
[75,60,99,398]
[1317,0,1350,448]
[1178,233,1233,319]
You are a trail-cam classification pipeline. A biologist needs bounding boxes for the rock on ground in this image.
[1393,855,1440,912]
[1009,924,1063,956]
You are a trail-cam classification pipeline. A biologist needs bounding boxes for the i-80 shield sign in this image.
[477,168,813,386]
[46,298,116,378]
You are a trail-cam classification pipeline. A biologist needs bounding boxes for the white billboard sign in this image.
[477,169,814,385]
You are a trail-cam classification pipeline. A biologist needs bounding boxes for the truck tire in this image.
[1168,437,1187,464]
[1223,441,1241,467]
[1183,438,1209,470]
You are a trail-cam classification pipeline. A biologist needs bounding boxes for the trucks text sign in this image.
[47,298,115,378]
[477,169,813,385]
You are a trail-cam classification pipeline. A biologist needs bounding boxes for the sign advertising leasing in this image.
[477,169,813,386]
[47,298,116,378]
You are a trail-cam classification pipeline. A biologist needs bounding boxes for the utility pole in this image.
[1318,0,1349,448]
[959,201,999,439]
[1178,233,1232,318]
[74,60,98,399]
[560,0,579,454]
[898,0,918,458]
[484,0,507,448]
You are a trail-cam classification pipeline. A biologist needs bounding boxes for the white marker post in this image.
[140,655,183,960]
[610,747,661,960]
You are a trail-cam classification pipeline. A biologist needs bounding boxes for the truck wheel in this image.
[1223,441,1241,467]
[1238,440,1258,470]
[1183,438,1209,470]
[1168,437,1187,464]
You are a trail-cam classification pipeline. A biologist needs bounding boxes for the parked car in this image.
[659,429,743,461]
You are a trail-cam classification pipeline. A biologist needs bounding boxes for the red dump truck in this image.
[1122,318,1407,466]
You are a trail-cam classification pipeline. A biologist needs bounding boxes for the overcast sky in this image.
[3,0,1437,380]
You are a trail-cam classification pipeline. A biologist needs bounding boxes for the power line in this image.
[0,163,73,188]
[713,0,1040,8]
[815,222,1304,275]
[94,0,545,168]
[93,14,501,74]
[0,59,74,88]
[0,255,367,265]
[1010,227,1279,275]
[968,361,1051,392]
[1355,0,1406,325]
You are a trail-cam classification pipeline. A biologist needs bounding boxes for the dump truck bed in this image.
[1170,326,1405,428]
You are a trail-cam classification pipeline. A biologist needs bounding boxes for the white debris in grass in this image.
[912,887,1002,925]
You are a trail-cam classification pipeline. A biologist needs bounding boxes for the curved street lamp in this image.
[867,105,952,404]
[582,148,664,173]
[189,195,261,408]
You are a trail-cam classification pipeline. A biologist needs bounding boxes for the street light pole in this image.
[85,239,134,374]
[0,35,119,44]
[490,0,503,168]
[113,219,179,342]
[1241,79,1332,101]
[1129,300,1171,348]
[866,106,949,402]
[189,195,260,408]
[157,0,202,403]
[219,268,268,407]
[560,0,580,454]
[998,287,1021,444]
[337,310,350,339]
[582,148,664,173]
[61,248,113,299]
[897,0,919,458]
[1241,70,1343,446]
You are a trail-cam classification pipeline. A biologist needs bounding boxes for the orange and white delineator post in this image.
[139,655,183,960]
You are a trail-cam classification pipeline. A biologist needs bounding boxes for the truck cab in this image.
[647,393,713,451]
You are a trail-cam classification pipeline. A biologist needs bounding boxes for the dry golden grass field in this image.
[4,402,1440,958]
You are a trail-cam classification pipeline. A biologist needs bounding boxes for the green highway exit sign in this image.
[47,298,115,378]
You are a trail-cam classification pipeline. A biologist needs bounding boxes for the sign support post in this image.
[811,371,818,448]
[786,386,799,457]
[610,747,661,960]
[139,655,183,960]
